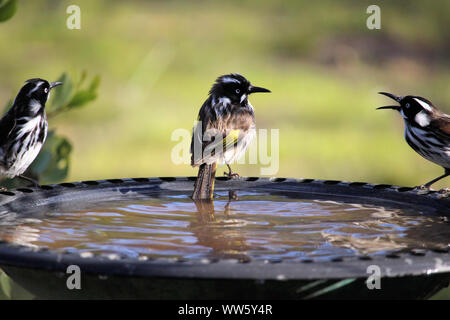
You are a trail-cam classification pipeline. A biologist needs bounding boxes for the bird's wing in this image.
[191,99,254,166]
[198,128,251,165]
[429,114,450,141]
[202,128,239,157]
[190,120,203,165]
[191,97,217,166]
[0,109,17,143]
[0,108,17,162]
[0,109,17,148]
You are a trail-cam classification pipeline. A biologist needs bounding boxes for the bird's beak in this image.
[378,92,401,102]
[248,85,271,94]
[377,92,401,111]
[50,81,63,89]
[377,105,400,111]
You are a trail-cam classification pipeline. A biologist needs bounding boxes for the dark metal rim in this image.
[0,177,448,280]
[0,176,448,198]
[0,243,449,280]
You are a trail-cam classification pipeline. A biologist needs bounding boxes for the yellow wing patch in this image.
[222,129,240,151]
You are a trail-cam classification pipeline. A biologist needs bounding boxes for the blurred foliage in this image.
[431,287,450,300]
[47,71,101,117]
[0,0,16,22]
[27,130,73,184]
[0,269,33,300]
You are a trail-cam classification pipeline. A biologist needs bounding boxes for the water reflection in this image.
[0,191,448,261]
[192,191,252,261]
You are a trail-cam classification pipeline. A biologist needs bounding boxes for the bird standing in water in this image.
[190,74,270,199]
[378,92,449,190]
[0,78,62,188]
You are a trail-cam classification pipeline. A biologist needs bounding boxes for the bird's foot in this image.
[437,188,449,198]
[224,171,240,179]
[0,187,8,192]
[415,185,432,194]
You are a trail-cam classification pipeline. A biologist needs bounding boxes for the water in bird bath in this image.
[0,191,448,261]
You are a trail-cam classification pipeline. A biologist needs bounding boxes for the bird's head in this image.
[209,73,270,106]
[377,92,437,127]
[16,78,63,107]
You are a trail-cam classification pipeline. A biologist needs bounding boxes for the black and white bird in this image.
[0,78,62,187]
[190,73,270,199]
[378,92,450,190]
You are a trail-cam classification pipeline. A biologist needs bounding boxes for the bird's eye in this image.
[235,89,240,94]
[405,103,410,108]
[44,88,49,94]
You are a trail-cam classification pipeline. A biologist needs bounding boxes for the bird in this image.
[0,78,63,188]
[190,73,270,200]
[377,92,450,190]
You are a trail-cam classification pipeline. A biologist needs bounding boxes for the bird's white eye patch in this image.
[413,98,433,112]
[405,103,410,108]
[414,110,431,127]
[235,89,240,94]
[44,88,49,94]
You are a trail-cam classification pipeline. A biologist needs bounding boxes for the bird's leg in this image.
[418,169,450,191]
[224,164,240,179]
[0,186,7,192]
[18,175,40,187]
[224,191,238,217]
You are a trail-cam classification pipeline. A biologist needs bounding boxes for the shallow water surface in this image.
[0,191,448,262]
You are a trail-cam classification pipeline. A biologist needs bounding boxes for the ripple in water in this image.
[0,191,448,262]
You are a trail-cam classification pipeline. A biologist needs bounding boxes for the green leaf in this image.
[49,72,73,114]
[0,271,11,299]
[77,70,87,89]
[67,89,97,109]
[0,0,17,22]
[89,75,101,92]
[31,150,52,174]
[28,131,72,184]
[66,74,100,109]
[47,73,100,117]
[0,269,33,300]
[56,138,72,159]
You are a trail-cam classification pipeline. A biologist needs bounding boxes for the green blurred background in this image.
[0,0,449,187]
[0,0,449,299]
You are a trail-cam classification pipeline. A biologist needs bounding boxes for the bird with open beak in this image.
[378,92,450,190]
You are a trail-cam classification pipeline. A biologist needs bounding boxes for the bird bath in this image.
[0,177,448,299]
